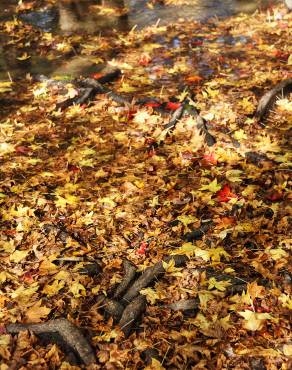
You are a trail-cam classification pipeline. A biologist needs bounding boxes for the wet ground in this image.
[0,0,280,79]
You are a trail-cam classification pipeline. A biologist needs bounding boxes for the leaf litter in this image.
[0,1,291,369]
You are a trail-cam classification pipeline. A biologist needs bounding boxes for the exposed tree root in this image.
[114,259,137,299]
[118,295,147,337]
[255,78,292,120]
[6,318,96,365]
[122,255,188,303]
[166,298,200,312]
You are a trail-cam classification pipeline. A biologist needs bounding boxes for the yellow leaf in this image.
[25,300,51,323]
[172,243,210,260]
[133,110,151,125]
[42,280,65,296]
[268,248,287,261]
[279,294,292,309]
[70,281,86,298]
[176,215,197,227]
[140,288,160,304]
[39,259,58,275]
[144,358,165,370]
[10,283,39,301]
[99,197,117,208]
[17,52,31,60]
[208,277,231,292]
[0,240,15,253]
[225,170,243,183]
[54,270,70,280]
[10,250,29,263]
[234,129,247,141]
[0,81,13,93]
[199,178,221,193]
[94,329,119,342]
[208,247,230,262]
[162,259,183,277]
[239,310,272,331]
[118,82,136,93]
[283,344,292,356]
[92,285,100,294]
[198,291,215,309]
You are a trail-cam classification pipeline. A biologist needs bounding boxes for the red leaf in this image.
[217,184,237,202]
[166,101,181,110]
[203,152,217,165]
[144,102,161,108]
[15,145,31,154]
[266,191,283,201]
[136,241,148,255]
[91,73,103,80]
[68,164,80,173]
[139,54,151,66]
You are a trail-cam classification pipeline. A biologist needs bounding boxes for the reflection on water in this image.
[13,0,279,34]
[0,0,279,79]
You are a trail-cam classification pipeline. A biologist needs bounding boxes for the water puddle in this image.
[0,0,280,79]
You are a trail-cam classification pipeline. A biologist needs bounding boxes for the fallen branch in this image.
[118,295,147,337]
[166,298,199,312]
[255,78,292,120]
[114,259,137,299]
[122,255,188,303]
[6,318,96,366]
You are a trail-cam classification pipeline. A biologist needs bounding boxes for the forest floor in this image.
[0,1,291,369]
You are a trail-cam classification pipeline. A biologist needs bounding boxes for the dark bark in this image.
[114,259,137,299]
[118,295,147,337]
[255,78,292,120]
[6,319,96,365]
[122,255,188,303]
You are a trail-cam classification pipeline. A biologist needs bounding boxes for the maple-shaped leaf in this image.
[238,310,272,331]
[225,170,243,183]
[162,259,183,277]
[216,184,237,202]
[25,300,51,323]
[279,294,292,310]
[140,287,160,304]
[10,250,29,263]
[42,280,65,296]
[208,277,231,292]
[172,243,209,260]
[200,178,221,193]
[203,152,217,166]
[176,215,197,227]
[208,247,230,262]
[70,281,86,298]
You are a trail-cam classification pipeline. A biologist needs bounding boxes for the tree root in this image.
[6,318,96,365]
[114,259,137,299]
[166,298,200,312]
[122,255,188,303]
[255,78,292,120]
[118,295,147,337]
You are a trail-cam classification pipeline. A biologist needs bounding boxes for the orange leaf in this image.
[186,75,203,83]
